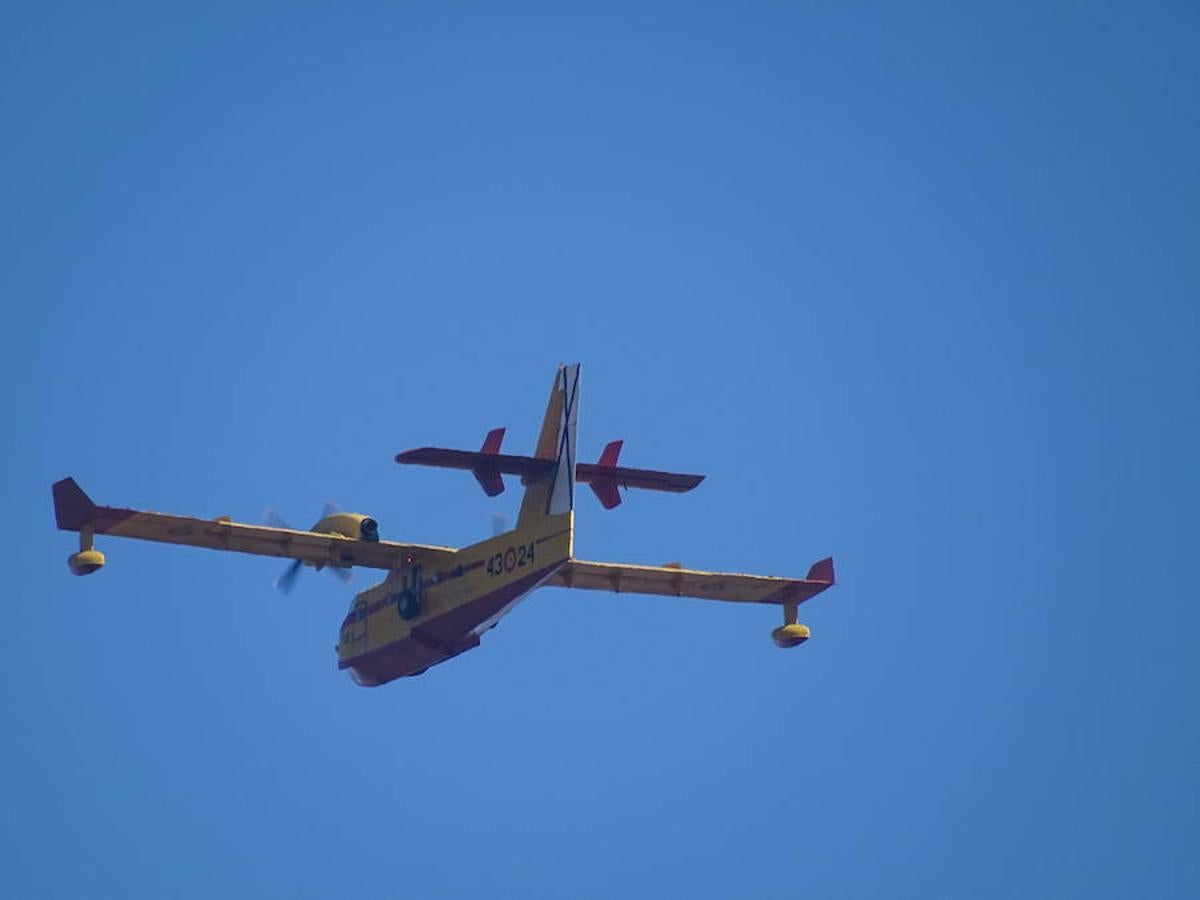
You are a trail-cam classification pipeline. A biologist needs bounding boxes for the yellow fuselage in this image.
[337,513,572,685]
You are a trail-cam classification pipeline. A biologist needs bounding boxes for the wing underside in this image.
[53,478,832,607]
[52,478,455,571]
[546,557,835,605]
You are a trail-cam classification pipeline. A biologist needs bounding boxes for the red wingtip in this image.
[52,477,96,531]
[805,557,835,584]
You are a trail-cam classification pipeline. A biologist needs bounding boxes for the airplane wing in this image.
[546,557,835,605]
[52,477,456,571]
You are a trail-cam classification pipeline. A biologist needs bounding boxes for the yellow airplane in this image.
[51,364,835,686]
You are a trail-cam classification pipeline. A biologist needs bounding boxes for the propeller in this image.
[263,504,353,594]
[275,558,304,594]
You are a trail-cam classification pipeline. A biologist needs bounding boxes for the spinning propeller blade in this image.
[275,559,303,594]
[262,507,290,530]
[263,504,354,593]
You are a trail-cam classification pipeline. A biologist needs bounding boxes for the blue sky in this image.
[4,3,1198,897]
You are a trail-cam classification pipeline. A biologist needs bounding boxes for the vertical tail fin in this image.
[517,364,581,528]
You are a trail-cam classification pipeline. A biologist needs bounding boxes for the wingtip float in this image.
[53,364,835,687]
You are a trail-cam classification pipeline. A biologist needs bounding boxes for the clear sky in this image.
[4,3,1198,897]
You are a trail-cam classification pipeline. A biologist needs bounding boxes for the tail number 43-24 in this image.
[486,542,535,577]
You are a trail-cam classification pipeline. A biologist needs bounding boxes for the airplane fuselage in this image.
[337,513,572,685]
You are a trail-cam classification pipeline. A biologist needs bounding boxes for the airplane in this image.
[51,364,835,686]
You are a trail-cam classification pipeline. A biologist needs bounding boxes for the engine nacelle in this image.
[312,513,379,542]
[68,549,106,576]
[771,623,810,649]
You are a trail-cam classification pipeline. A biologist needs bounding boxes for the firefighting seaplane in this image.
[51,365,835,686]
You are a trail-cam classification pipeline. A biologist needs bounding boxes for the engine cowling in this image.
[68,549,106,576]
[771,623,810,649]
[312,512,379,541]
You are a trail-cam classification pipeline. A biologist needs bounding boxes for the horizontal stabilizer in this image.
[397,447,553,478]
[578,461,702,493]
[396,446,704,502]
